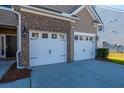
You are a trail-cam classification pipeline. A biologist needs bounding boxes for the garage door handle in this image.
[30,57,38,59]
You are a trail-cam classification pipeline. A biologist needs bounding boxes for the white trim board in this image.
[74,32,96,36]
[70,5,85,15]
[87,6,103,25]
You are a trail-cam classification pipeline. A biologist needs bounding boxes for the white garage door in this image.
[74,32,96,61]
[29,30,67,66]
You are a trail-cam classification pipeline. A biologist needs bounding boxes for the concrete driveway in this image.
[31,59,124,88]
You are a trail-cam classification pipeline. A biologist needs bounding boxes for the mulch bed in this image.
[0,63,32,83]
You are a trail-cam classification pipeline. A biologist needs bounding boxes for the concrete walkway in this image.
[0,61,15,79]
[31,60,124,88]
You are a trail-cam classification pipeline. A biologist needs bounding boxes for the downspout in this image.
[12,8,21,69]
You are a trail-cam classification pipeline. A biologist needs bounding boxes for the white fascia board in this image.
[20,6,79,22]
[87,6,103,25]
[70,5,85,15]
[74,32,96,36]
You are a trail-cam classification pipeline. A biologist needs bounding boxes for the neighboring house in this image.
[0,5,102,68]
[94,6,124,52]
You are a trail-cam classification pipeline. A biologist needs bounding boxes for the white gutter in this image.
[12,8,21,69]
[20,5,79,22]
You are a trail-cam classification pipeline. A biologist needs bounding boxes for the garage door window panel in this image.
[75,36,78,40]
[42,33,48,39]
[89,37,93,41]
[52,34,57,39]
[59,34,65,41]
[32,33,39,38]
[80,36,84,40]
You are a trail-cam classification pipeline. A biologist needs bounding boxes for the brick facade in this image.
[19,11,73,67]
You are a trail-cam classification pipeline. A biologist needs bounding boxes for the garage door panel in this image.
[74,33,95,61]
[29,31,67,66]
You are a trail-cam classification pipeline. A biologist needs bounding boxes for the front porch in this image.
[0,27,17,61]
[0,27,17,80]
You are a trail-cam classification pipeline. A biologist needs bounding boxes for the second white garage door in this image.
[74,32,96,61]
[29,30,67,66]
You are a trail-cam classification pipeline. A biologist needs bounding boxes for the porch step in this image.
[0,61,15,80]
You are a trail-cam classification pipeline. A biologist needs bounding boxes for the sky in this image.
[107,5,124,10]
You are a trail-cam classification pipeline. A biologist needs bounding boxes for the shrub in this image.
[96,48,109,59]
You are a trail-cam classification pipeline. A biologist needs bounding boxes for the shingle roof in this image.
[30,5,81,14]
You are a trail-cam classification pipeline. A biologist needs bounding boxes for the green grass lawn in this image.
[107,57,124,65]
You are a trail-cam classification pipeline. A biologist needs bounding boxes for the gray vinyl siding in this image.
[74,8,97,34]
[0,9,18,26]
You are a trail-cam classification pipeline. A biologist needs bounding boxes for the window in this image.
[52,34,57,39]
[89,37,93,41]
[32,33,39,38]
[85,37,89,41]
[42,33,48,38]
[80,36,83,40]
[59,34,64,40]
[75,36,78,40]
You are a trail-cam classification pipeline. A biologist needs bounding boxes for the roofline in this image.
[70,5,85,15]
[70,5,103,25]
[19,5,79,22]
[90,5,103,25]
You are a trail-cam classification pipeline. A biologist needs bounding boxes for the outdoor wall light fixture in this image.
[22,26,28,35]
